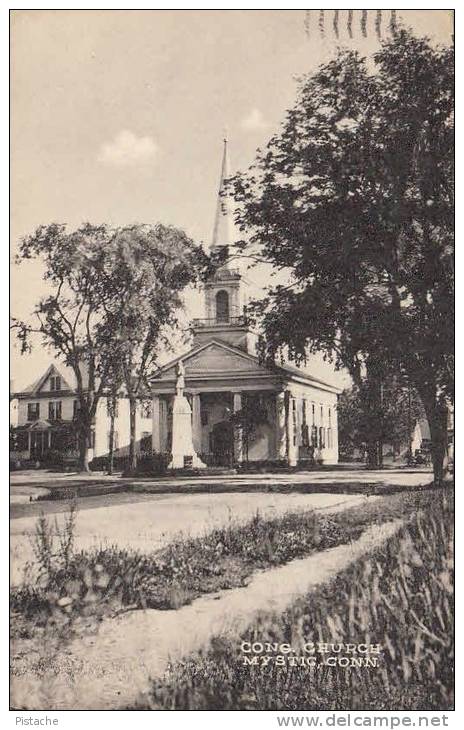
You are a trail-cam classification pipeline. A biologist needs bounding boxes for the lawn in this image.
[136,488,453,712]
[11,487,440,642]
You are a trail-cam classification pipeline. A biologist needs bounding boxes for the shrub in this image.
[141,491,454,711]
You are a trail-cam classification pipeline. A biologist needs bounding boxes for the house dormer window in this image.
[216,290,229,323]
[50,375,61,391]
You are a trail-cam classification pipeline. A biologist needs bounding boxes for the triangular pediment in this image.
[26,363,74,395]
[154,341,271,382]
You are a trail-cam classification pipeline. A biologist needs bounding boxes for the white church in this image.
[150,141,341,468]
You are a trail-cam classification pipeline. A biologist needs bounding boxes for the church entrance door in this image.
[211,420,234,466]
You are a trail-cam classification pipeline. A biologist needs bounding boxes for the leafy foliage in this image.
[229,30,453,480]
[338,377,425,459]
[12,223,207,471]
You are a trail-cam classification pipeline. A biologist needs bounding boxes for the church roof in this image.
[151,338,341,394]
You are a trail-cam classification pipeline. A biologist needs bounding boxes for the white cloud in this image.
[240,108,269,132]
[97,130,158,167]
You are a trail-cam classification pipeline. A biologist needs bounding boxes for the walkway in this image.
[10,519,402,710]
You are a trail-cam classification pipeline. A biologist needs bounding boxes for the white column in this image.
[276,392,287,460]
[152,395,161,452]
[192,394,202,454]
[333,402,339,463]
[233,392,243,462]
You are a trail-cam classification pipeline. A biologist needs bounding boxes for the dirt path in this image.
[11,518,402,711]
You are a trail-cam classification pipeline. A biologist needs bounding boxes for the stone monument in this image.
[168,361,206,469]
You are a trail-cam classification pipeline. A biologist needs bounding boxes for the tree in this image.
[13,223,124,472]
[338,377,425,462]
[230,29,453,483]
[13,222,207,473]
[104,224,208,474]
[230,395,270,463]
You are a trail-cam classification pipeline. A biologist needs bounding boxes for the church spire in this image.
[211,136,232,250]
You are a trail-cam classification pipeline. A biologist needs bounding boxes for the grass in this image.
[135,489,453,711]
[11,488,438,644]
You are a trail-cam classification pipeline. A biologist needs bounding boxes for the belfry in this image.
[151,139,341,469]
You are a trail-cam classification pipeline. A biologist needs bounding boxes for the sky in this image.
[10,9,453,390]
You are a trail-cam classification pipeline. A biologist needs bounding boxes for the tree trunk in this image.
[422,397,449,485]
[108,412,115,475]
[364,361,383,469]
[77,428,90,473]
[128,396,137,474]
[366,440,379,469]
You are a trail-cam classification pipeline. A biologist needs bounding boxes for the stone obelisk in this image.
[168,361,206,469]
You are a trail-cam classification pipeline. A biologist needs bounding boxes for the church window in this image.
[215,290,230,322]
[312,403,315,424]
[311,425,318,447]
[319,426,326,448]
[302,399,307,424]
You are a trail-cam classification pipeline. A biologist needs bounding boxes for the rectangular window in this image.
[302,399,307,425]
[106,399,119,418]
[141,402,152,419]
[50,375,61,392]
[319,426,326,448]
[48,401,62,420]
[27,402,40,421]
[311,425,318,447]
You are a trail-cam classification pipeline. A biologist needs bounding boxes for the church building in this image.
[150,141,341,468]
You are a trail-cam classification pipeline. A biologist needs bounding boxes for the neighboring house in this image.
[11,363,152,463]
[150,140,341,467]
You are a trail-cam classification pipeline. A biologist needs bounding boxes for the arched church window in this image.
[216,290,229,323]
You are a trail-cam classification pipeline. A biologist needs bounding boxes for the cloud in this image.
[240,108,269,132]
[97,130,158,167]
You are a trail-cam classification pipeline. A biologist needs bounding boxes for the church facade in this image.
[150,141,341,468]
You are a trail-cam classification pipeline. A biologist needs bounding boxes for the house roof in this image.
[17,363,74,397]
[151,338,341,394]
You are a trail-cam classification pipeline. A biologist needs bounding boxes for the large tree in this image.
[104,224,208,474]
[230,29,453,483]
[13,223,122,471]
[13,222,206,472]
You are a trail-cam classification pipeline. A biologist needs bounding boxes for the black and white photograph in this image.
[9,8,454,717]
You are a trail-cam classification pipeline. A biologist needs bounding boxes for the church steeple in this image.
[191,138,256,354]
[211,136,232,253]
